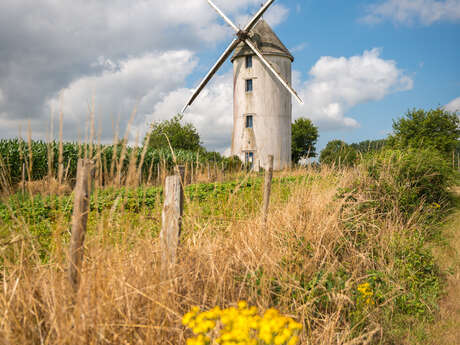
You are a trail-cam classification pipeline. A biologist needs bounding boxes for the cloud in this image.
[0,89,4,105]
[362,0,460,25]
[0,0,280,139]
[445,96,460,112]
[293,48,413,130]
[46,51,197,143]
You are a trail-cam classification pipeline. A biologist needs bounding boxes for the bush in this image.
[363,148,454,215]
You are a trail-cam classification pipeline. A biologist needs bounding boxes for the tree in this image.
[387,108,460,157]
[319,140,358,167]
[291,117,319,163]
[350,139,387,154]
[146,114,202,151]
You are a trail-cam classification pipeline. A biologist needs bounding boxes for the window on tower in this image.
[245,55,252,68]
[245,115,253,128]
[245,79,253,92]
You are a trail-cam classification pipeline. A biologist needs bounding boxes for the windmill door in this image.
[245,151,255,170]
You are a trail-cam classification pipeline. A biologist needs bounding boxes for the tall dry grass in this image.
[0,163,430,345]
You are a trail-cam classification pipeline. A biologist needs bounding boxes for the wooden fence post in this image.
[69,159,94,292]
[262,155,274,223]
[160,172,184,274]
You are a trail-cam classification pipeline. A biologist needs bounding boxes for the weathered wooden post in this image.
[69,159,94,292]
[160,169,184,274]
[262,155,274,223]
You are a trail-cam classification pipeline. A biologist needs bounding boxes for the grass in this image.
[0,161,453,344]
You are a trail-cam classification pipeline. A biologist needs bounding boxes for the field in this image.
[0,142,459,345]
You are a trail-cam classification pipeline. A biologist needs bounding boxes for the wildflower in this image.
[357,282,374,305]
[182,302,302,345]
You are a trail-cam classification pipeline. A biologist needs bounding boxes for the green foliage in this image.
[363,148,454,216]
[332,151,449,340]
[319,140,358,167]
[291,117,319,163]
[146,114,202,151]
[350,139,387,154]
[392,234,441,318]
[387,108,460,157]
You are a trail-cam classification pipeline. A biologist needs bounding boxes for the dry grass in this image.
[0,164,434,345]
[23,177,72,196]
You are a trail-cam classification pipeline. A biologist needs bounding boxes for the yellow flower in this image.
[183,302,302,345]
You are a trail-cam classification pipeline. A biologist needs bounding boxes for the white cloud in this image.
[46,51,197,143]
[293,48,413,130]
[445,96,460,112]
[363,0,460,25]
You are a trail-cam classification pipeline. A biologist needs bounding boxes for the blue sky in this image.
[0,0,458,153]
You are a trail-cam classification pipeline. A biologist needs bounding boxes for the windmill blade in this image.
[182,38,240,113]
[244,38,303,104]
[208,0,239,33]
[244,0,275,32]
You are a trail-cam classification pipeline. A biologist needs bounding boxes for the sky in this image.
[0,0,459,153]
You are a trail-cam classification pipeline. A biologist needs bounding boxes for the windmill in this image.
[182,0,303,170]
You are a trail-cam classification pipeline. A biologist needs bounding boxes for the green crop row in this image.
[0,138,242,186]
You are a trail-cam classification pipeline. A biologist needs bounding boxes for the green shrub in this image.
[362,148,454,216]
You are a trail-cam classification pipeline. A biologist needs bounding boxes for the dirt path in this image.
[426,187,460,344]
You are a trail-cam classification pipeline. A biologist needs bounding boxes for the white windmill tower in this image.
[182,0,303,171]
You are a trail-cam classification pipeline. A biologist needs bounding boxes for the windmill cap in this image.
[231,19,294,62]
